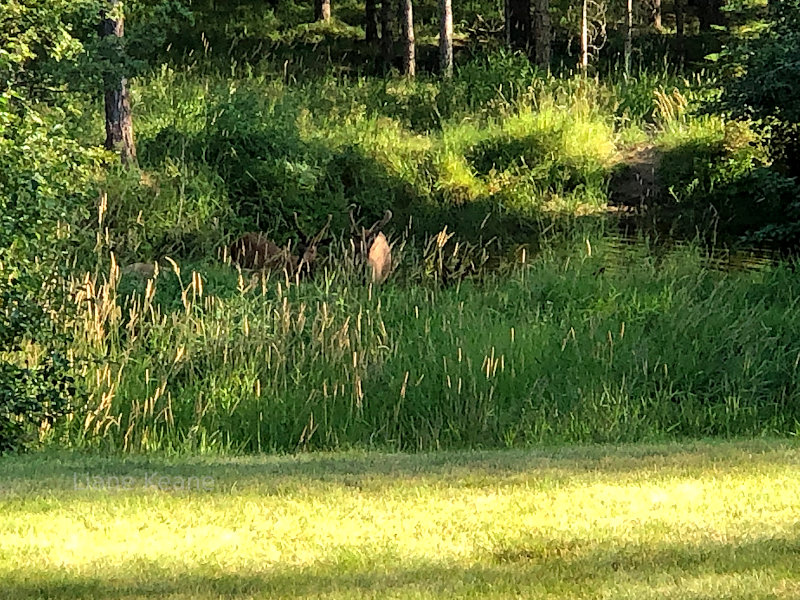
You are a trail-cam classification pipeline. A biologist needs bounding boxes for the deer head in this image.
[294,213,332,276]
[229,214,331,278]
[350,208,392,253]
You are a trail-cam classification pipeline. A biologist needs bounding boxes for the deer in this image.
[349,208,393,283]
[229,214,331,277]
[228,232,291,271]
[122,262,157,279]
[293,213,332,278]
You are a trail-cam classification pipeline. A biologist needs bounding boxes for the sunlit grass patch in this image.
[433,150,484,204]
[1,440,799,599]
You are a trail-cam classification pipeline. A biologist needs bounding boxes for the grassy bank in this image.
[2,440,799,599]
[19,61,800,454]
[7,0,798,455]
[54,233,800,453]
[92,60,629,262]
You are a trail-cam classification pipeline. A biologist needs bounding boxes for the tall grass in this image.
[56,230,800,453]
[47,30,794,454]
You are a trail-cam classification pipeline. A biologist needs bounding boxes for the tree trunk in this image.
[580,0,588,70]
[624,0,632,74]
[697,0,723,31]
[698,0,710,31]
[381,0,397,65]
[439,0,453,78]
[100,0,136,166]
[401,0,415,77]
[675,0,686,58]
[505,0,531,50]
[315,0,331,21]
[650,0,662,30]
[366,0,379,42]
[532,0,550,69]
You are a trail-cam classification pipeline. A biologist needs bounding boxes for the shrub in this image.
[657,118,800,241]
[0,0,105,451]
[718,0,800,173]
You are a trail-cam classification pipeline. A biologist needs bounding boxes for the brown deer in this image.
[229,232,290,271]
[293,213,332,277]
[122,262,157,279]
[229,215,331,276]
[349,208,393,283]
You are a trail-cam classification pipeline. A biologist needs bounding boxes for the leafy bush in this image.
[720,0,800,124]
[0,107,101,451]
[656,118,800,241]
[0,290,75,453]
[0,0,106,451]
[718,0,800,172]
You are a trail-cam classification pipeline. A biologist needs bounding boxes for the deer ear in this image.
[366,209,393,236]
[293,212,310,245]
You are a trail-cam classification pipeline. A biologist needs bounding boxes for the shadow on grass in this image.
[1,440,797,492]
[1,529,799,598]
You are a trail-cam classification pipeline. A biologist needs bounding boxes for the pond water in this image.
[605,214,783,273]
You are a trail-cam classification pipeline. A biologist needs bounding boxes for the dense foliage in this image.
[720,0,800,128]
[712,0,800,243]
[0,1,109,451]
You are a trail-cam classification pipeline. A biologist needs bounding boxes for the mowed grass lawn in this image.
[2,441,800,599]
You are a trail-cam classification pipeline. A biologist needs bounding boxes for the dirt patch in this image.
[609,143,662,210]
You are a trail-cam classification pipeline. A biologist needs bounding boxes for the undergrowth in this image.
[9,0,797,455]
[70,55,713,265]
[56,230,800,454]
